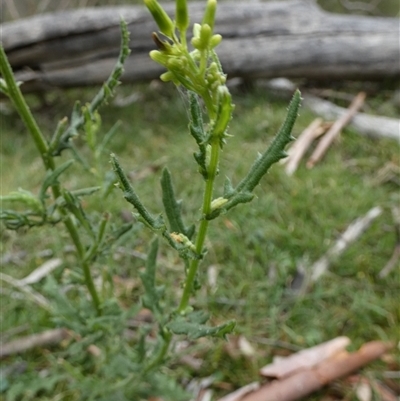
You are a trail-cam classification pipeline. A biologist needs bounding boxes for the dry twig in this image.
[307,92,366,168]
[303,94,400,142]
[0,328,70,358]
[379,206,400,278]
[311,206,382,282]
[283,118,331,175]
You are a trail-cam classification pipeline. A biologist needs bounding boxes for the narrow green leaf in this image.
[48,117,68,154]
[188,92,208,178]
[39,159,74,201]
[70,186,101,197]
[161,168,194,238]
[55,20,131,156]
[167,311,235,339]
[0,78,9,95]
[204,91,300,219]
[236,90,301,193]
[1,188,43,213]
[110,153,165,230]
[97,120,122,157]
[62,189,95,238]
[140,237,164,314]
[223,176,234,197]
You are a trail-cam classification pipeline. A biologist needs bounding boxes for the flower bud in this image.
[199,24,212,48]
[202,0,217,32]
[175,0,189,32]
[149,50,169,66]
[191,37,202,50]
[193,23,201,38]
[210,34,222,49]
[213,86,233,138]
[167,57,184,69]
[192,24,212,50]
[210,197,228,211]
[144,0,175,38]
[160,71,175,82]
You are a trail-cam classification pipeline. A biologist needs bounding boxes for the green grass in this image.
[1,83,399,400]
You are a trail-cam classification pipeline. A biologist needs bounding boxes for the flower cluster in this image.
[144,0,232,138]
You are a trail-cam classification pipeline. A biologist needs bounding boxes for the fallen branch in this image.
[265,78,400,142]
[0,328,70,358]
[234,341,393,401]
[0,272,51,310]
[311,206,383,282]
[2,1,399,92]
[306,92,366,168]
[260,337,351,379]
[303,94,400,142]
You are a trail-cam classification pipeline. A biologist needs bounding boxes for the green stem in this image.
[178,137,220,313]
[143,330,172,374]
[0,45,102,315]
[0,46,52,170]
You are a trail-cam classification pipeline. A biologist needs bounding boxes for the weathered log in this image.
[1,0,399,92]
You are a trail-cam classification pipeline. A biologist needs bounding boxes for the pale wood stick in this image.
[260,337,351,379]
[379,206,400,278]
[311,206,382,282]
[306,92,366,168]
[0,328,70,358]
[284,118,331,176]
[237,341,393,401]
[0,272,51,310]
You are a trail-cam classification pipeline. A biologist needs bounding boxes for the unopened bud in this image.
[175,0,189,32]
[213,86,233,138]
[210,197,228,211]
[199,24,212,49]
[167,57,185,71]
[210,34,222,49]
[144,0,175,38]
[149,50,169,66]
[202,0,217,32]
[160,71,175,82]
[193,23,201,38]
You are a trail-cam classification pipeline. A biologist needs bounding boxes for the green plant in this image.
[0,0,300,398]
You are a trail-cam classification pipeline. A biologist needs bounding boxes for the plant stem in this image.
[0,46,52,170]
[0,45,102,315]
[143,330,172,374]
[178,137,220,313]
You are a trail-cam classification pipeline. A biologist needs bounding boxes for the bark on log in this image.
[1,0,399,92]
